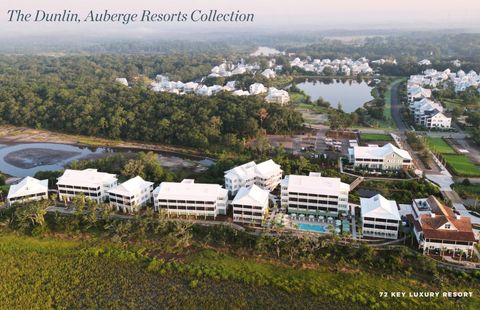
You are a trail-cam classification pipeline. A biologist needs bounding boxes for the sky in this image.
[1,0,479,37]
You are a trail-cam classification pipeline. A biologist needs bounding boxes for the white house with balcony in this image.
[280,172,350,217]
[361,194,400,239]
[153,179,228,218]
[348,143,413,170]
[232,185,270,226]
[224,160,282,196]
[7,177,49,205]
[57,169,118,203]
[108,176,154,213]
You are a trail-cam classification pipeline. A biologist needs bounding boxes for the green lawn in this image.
[1,232,479,309]
[453,183,480,200]
[426,137,456,154]
[442,154,480,177]
[360,133,393,142]
[442,98,463,110]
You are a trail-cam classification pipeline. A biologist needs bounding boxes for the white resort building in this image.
[265,87,290,105]
[280,172,350,217]
[232,185,270,226]
[348,143,413,170]
[108,176,154,213]
[224,160,282,196]
[57,169,118,203]
[410,196,477,257]
[153,179,228,218]
[7,177,49,205]
[360,194,400,239]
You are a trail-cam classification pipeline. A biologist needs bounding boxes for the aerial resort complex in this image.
[2,5,480,307]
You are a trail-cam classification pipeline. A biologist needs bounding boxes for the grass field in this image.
[423,137,480,176]
[426,137,457,154]
[442,154,480,177]
[453,183,480,200]
[1,232,479,309]
[442,98,463,110]
[360,133,393,142]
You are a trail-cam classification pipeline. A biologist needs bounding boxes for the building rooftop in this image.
[232,185,269,207]
[282,174,349,196]
[7,177,48,200]
[360,194,400,221]
[225,160,281,180]
[108,176,153,197]
[353,143,412,161]
[417,196,476,242]
[57,169,117,187]
[154,179,227,201]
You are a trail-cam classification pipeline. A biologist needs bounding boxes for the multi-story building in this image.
[7,177,49,205]
[232,185,270,226]
[153,179,228,218]
[410,196,477,257]
[409,98,451,129]
[265,87,290,105]
[348,143,413,170]
[57,169,118,203]
[360,194,400,239]
[108,176,154,213]
[224,160,282,196]
[280,172,350,217]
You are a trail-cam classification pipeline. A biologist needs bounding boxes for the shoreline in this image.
[0,125,214,161]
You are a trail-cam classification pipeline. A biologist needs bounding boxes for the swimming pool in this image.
[297,223,328,233]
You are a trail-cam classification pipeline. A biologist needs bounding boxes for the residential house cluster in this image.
[290,57,373,76]
[407,71,452,129]
[147,59,289,104]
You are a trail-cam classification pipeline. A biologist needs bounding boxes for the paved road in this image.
[390,80,408,132]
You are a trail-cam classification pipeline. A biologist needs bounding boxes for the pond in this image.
[0,143,214,177]
[296,79,374,113]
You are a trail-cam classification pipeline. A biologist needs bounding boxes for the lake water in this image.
[0,143,213,177]
[296,79,373,113]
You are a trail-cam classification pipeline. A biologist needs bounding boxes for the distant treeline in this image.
[0,55,303,151]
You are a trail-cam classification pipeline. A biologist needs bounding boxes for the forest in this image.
[0,55,303,152]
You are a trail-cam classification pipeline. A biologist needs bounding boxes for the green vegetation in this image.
[356,179,441,204]
[442,155,480,177]
[453,181,480,201]
[405,132,433,169]
[426,137,456,154]
[1,195,480,309]
[422,137,480,177]
[360,133,393,142]
[1,233,479,309]
[0,56,303,153]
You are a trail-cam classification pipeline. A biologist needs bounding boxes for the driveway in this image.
[390,80,408,132]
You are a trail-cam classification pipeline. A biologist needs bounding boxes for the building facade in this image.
[108,176,154,213]
[232,185,270,226]
[361,194,400,239]
[57,169,118,203]
[153,179,228,218]
[410,196,477,257]
[224,160,282,196]
[280,172,350,217]
[348,143,413,170]
[7,177,49,205]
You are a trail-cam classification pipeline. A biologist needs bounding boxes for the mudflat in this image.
[4,148,80,169]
